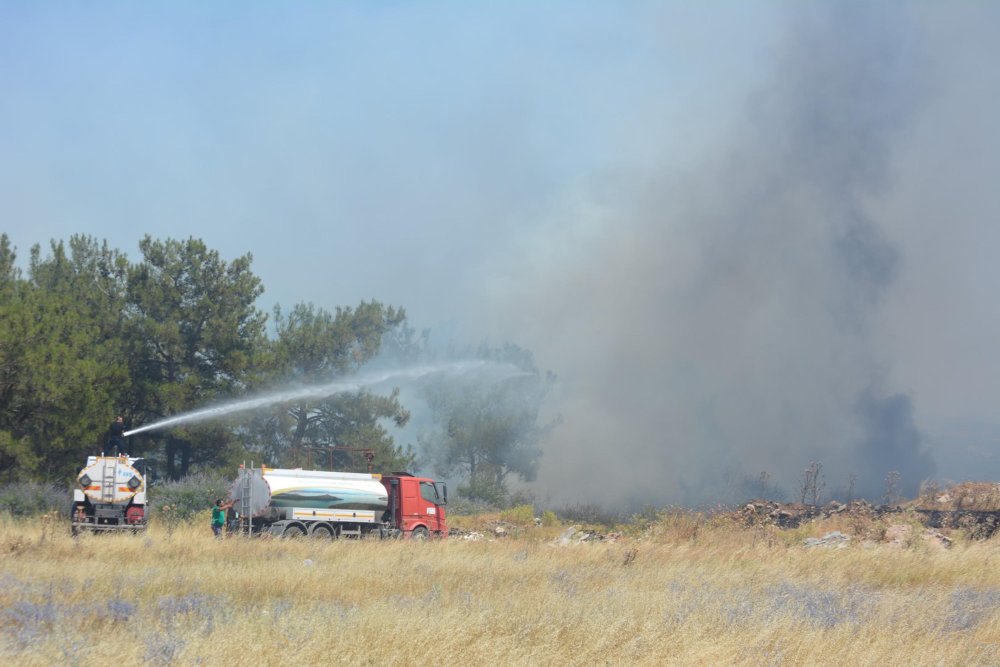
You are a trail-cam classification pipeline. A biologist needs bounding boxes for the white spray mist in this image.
[123,361,506,437]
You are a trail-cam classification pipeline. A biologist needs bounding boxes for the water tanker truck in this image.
[231,465,448,539]
[72,455,149,534]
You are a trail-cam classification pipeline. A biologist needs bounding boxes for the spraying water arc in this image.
[122,361,511,438]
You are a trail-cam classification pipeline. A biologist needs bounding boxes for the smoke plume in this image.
[491,2,936,506]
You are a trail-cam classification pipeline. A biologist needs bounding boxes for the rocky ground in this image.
[452,482,1000,548]
[738,482,1000,540]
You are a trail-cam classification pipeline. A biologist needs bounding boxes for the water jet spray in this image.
[123,361,512,438]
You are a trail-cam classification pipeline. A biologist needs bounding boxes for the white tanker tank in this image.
[72,455,149,534]
[231,466,389,536]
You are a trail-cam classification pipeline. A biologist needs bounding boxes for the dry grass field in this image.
[2,511,999,666]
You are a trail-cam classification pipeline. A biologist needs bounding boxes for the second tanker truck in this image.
[72,454,150,534]
[230,465,448,539]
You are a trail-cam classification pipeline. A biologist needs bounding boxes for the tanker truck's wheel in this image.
[283,525,306,539]
[411,526,429,541]
[310,525,334,540]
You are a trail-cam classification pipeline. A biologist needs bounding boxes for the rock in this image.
[885,523,912,548]
[549,525,618,546]
[922,529,953,550]
[551,526,579,546]
[803,531,851,548]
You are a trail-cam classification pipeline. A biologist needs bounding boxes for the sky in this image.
[3,1,999,506]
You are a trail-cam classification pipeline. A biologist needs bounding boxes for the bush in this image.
[500,504,536,526]
[457,478,508,506]
[444,495,500,516]
[555,503,628,527]
[149,473,232,521]
[0,482,71,517]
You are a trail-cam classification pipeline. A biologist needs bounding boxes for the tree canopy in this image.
[246,301,414,473]
[0,237,129,480]
[0,234,555,501]
[420,343,557,504]
[124,236,268,478]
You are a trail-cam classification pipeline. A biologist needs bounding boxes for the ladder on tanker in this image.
[238,462,254,537]
[100,457,117,504]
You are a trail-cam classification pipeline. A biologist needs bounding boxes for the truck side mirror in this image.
[435,482,448,506]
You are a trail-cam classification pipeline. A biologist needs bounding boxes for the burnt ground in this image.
[739,482,1000,539]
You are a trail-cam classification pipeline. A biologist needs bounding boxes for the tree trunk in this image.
[289,407,309,467]
[165,437,192,479]
[165,437,178,480]
[179,440,191,478]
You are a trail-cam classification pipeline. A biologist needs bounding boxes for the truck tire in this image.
[411,526,429,541]
[283,525,306,539]
[310,525,334,540]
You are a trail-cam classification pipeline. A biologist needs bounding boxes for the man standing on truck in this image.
[212,498,235,538]
[108,415,126,455]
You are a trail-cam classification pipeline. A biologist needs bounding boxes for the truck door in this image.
[400,478,444,534]
[417,480,443,533]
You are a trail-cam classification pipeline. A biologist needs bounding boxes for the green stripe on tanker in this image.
[231,467,388,517]
[269,486,386,511]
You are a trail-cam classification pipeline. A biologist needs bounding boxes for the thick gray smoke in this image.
[491,3,936,506]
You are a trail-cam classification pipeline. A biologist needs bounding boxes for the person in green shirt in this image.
[212,499,234,538]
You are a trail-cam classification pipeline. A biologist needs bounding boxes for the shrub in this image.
[0,482,71,517]
[148,473,231,521]
[555,503,628,527]
[500,504,536,526]
[445,495,502,516]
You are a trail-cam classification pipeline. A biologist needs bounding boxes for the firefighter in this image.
[212,499,235,538]
[108,416,126,455]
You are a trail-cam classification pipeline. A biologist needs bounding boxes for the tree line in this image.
[0,234,553,502]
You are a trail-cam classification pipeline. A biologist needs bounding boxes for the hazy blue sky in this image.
[1,3,777,321]
[4,2,999,503]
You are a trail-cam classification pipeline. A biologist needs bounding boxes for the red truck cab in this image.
[380,472,448,538]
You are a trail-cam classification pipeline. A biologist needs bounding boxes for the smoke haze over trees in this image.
[247,301,415,473]
[0,233,552,498]
[420,343,557,505]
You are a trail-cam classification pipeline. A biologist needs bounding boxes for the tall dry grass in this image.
[1,512,999,666]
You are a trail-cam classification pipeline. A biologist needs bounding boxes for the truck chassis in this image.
[71,502,147,535]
